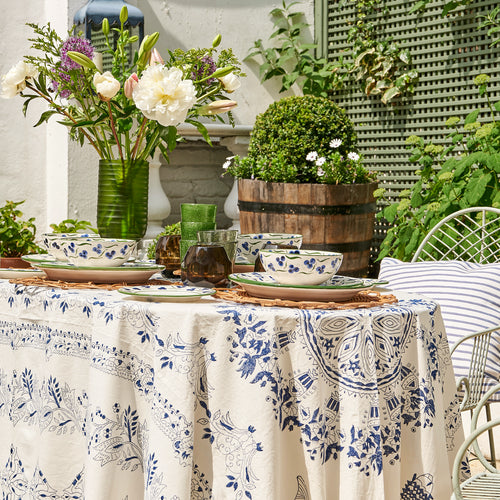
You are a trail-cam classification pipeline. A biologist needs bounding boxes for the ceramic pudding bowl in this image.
[60,237,137,267]
[236,233,303,265]
[258,249,343,286]
[41,232,100,261]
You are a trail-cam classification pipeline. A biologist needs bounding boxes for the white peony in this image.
[132,66,197,126]
[1,61,38,99]
[218,72,241,93]
[93,71,121,101]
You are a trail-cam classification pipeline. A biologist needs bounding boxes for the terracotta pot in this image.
[238,179,378,277]
[0,256,32,269]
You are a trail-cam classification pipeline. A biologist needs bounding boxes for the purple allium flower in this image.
[191,55,217,84]
[60,37,94,70]
[51,37,94,98]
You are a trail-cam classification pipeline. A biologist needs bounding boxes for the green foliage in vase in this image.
[376,74,500,261]
[0,200,45,257]
[49,218,98,233]
[245,0,344,97]
[224,95,376,184]
[147,222,181,260]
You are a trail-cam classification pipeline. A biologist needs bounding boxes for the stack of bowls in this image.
[41,232,100,261]
[60,237,137,267]
[42,233,136,267]
[180,203,217,262]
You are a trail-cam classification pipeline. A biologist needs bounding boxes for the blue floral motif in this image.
[304,258,316,268]
[400,473,434,499]
[78,250,88,258]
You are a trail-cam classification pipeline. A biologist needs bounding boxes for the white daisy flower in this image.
[317,167,325,177]
[315,157,326,166]
[306,151,318,162]
[329,139,342,149]
[348,152,360,161]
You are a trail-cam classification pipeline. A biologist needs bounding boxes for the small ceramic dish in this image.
[42,232,99,261]
[258,248,343,286]
[236,233,303,264]
[60,237,137,267]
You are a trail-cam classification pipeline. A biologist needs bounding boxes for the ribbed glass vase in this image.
[97,159,149,240]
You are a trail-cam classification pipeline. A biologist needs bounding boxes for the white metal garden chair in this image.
[452,383,500,499]
[412,206,500,465]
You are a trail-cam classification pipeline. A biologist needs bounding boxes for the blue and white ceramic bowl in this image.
[60,237,137,267]
[258,249,343,286]
[236,233,303,264]
[41,232,100,261]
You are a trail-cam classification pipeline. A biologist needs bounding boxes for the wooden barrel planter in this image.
[238,179,378,277]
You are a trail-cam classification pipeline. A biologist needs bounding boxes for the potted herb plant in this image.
[224,94,378,277]
[0,200,45,268]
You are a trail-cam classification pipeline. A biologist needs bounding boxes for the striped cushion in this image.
[378,258,500,400]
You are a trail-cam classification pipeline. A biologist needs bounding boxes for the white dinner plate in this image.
[118,285,216,302]
[229,272,379,302]
[0,268,46,279]
[29,261,165,284]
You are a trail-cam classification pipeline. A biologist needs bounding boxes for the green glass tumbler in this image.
[97,159,149,240]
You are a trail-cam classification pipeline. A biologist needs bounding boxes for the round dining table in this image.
[0,279,465,499]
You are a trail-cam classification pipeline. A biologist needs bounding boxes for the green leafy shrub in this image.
[225,95,376,184]
[376,74,500,261]
[245,0,344,97]
[146,222,181,259]
[0,200,45,257]
[49,218,98,233]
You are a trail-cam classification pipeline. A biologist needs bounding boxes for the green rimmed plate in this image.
[229,272,387,302]
[29,261,164,284]
[118,285,216,302]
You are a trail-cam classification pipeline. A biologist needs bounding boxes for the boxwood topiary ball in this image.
[246,95,357,182]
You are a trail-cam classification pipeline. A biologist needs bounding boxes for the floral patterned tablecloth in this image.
[0,280,464,500]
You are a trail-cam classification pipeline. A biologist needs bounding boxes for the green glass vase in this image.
[97,159,149,240]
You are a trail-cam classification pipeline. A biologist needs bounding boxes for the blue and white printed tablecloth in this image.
[0,280,464,500]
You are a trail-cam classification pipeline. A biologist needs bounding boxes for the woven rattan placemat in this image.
[214,288,398,310]
[8,276,175,291]
[9,278,398,310]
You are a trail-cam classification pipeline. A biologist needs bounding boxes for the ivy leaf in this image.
[382,86,401,104]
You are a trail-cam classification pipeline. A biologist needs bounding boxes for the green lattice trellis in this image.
[317,0,500,273]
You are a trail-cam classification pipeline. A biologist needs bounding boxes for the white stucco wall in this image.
[1,0,314,232]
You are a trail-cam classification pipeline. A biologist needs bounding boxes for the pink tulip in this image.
[124,73,139,99]
[149,48,164,66]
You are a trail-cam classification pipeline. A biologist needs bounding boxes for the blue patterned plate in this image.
[229,272,383,302]
[118,285,216,302]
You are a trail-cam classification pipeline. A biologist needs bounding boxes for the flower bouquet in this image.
[1,7,244,239]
